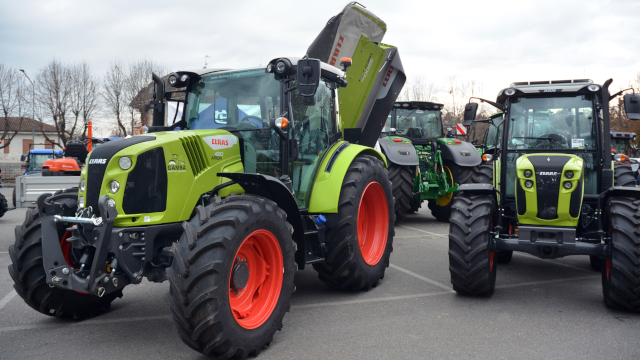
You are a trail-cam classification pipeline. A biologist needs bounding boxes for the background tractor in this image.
[450,79,640,311]
[378,101,490,222]
[8,3,405,358]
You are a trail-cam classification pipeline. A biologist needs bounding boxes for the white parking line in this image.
[398,225,448,238]
[0,275,600,333]
[0,252,8,254]
[389,264,455,292]
[0,290,17,311]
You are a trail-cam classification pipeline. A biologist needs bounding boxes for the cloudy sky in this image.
[2,0,639,109]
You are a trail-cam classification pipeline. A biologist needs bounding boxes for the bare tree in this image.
[0,63,26,148]
[103,61,128,136]
[125,59,166,134]
[398,76,437,102]
[69,62,100,140]
[35,59,78,147]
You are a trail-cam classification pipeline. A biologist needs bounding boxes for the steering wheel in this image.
[236,115,263,130]
[534,133,566,149]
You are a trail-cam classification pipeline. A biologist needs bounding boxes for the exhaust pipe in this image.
[151,72,165,127]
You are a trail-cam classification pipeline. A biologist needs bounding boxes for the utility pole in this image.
[19,70,35,146]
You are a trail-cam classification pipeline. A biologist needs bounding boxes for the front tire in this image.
[388,163,413,223]
[166,195,296,358]
[8,189,120,319]
[313,154,394,290]
[449,193,497,296]
[601,197,640,311]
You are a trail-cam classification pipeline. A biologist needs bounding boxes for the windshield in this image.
[507,95,595,150]
[28,153,57,172]
[486,114,504,149]
[185,69,281,130]
[611,138,631,156]
[395,109,442,139]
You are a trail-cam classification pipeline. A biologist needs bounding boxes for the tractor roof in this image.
[611,131,637,140]
[28,149,63,155]
[497,79,597,104]
[394,101,443,110]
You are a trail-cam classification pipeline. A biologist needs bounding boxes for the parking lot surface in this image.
[0,187,638,359]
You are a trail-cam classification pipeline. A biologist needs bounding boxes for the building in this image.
[0,117,62,163]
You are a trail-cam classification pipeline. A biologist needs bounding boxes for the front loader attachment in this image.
[307,2,406,148]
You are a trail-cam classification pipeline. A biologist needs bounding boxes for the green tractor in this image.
[450,79,640,311]
[378,101,490,222]
[611,131,637,158]
[7,4,406,358]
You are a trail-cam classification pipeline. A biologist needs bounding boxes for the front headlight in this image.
[79,179,85,191]
[504,88,516,96]
[565,170,574,179]
[119,156,132,170]
[587,84,600,92]
[107,198,116,208]
[525,180,534,188]
[110,180,120,193]
[78,196,85,208]
[564,181,573,189]
[523,170,532,178]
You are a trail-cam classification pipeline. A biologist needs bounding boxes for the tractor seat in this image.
[64,141,89,164]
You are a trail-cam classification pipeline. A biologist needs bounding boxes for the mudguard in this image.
[308,141,386,213]
[378,138,418,166]
[439,140,482,167]
[217,173,304,247]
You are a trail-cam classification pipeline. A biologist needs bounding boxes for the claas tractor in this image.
[450,78,640,311]
[8,3,406,358]
[377,101,490,222]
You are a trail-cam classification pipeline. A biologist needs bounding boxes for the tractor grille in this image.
[180,135,209,175]
[122,147,167,214]
[535,172,562,219]
[528,155,571,220]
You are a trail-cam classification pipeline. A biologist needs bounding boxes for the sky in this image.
[2,0,640,133]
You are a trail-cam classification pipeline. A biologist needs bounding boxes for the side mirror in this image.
[297,58,321,98]
[624,94,640,120]
[463,103,478,122]
[20,154,26,162]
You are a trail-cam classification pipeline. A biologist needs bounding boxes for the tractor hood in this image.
[307,3,406,148]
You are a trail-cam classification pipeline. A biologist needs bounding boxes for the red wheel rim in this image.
[60,230,77,269]
[228,229,283,329]
[489,252,494,271]
[357,181,389,266]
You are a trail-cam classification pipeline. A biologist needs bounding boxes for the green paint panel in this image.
[515,154,583,227]
[307,141,386,213]
[338,36,388,130]
[79,129,244,227]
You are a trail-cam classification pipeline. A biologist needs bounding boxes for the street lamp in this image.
[19,70,35,146]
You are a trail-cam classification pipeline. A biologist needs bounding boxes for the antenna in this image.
[203,55,210,69]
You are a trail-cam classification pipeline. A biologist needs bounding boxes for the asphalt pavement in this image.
[0,186,638,359]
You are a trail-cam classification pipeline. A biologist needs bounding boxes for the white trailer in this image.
[14,175,80,208]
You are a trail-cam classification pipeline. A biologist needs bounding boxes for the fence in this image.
[0,163,24,184]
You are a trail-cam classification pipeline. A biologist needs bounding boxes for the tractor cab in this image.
[383,101,444,143]
[20,149,63,175]
[611,131,636,158]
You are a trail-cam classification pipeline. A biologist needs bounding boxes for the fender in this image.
[217,172,307,267]
[307,141,387,213]
[378,138,418,166]
[439,140,482,167]
[457,183,500,206]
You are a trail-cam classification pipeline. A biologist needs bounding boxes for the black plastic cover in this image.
[378,138,418,166]
[439,141,482,167]
[123,147,168,214]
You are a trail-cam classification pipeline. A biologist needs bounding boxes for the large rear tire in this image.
[313,154,394,290]
[459,163,493,185]
[449,193,497,296]
[8,189,120,319]
[601,197,640,311]
[388,163,413,223]
[166,195,296,358]
[614,163,636,187]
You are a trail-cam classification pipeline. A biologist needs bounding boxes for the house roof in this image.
[0,117,58,133]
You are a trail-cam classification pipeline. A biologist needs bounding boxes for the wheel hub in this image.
[231,260,250,290]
